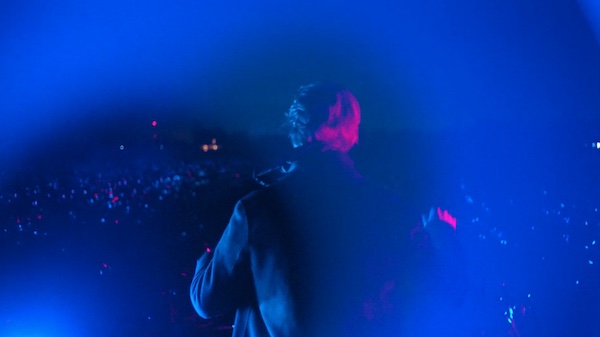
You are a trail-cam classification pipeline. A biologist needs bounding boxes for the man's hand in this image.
[420,207,457,252]
[423,207,456,230]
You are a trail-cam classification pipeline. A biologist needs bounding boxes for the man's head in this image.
[285,82,361,153]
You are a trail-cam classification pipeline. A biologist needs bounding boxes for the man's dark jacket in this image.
[190,151,448,337]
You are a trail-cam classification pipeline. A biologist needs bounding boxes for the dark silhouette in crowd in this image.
[190,83,465,336]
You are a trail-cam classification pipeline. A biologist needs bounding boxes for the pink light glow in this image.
[151,120,157,127]
[437,207,457,230]
[314,90,361,153]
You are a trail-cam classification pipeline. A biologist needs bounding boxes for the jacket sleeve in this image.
[190,200,250,318]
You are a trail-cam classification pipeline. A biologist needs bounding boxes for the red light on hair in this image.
[314,90,360,153]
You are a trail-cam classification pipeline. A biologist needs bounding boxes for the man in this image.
[190,83,454,336]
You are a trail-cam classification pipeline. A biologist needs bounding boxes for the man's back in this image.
[240,151,435,336]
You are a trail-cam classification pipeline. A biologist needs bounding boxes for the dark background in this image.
[2,1,600,336]
[3,0,600,158]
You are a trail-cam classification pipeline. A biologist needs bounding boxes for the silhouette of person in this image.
[190,82,463,336]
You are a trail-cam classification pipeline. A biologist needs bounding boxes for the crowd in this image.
[1,125,598,336]
[0,142,255,336]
